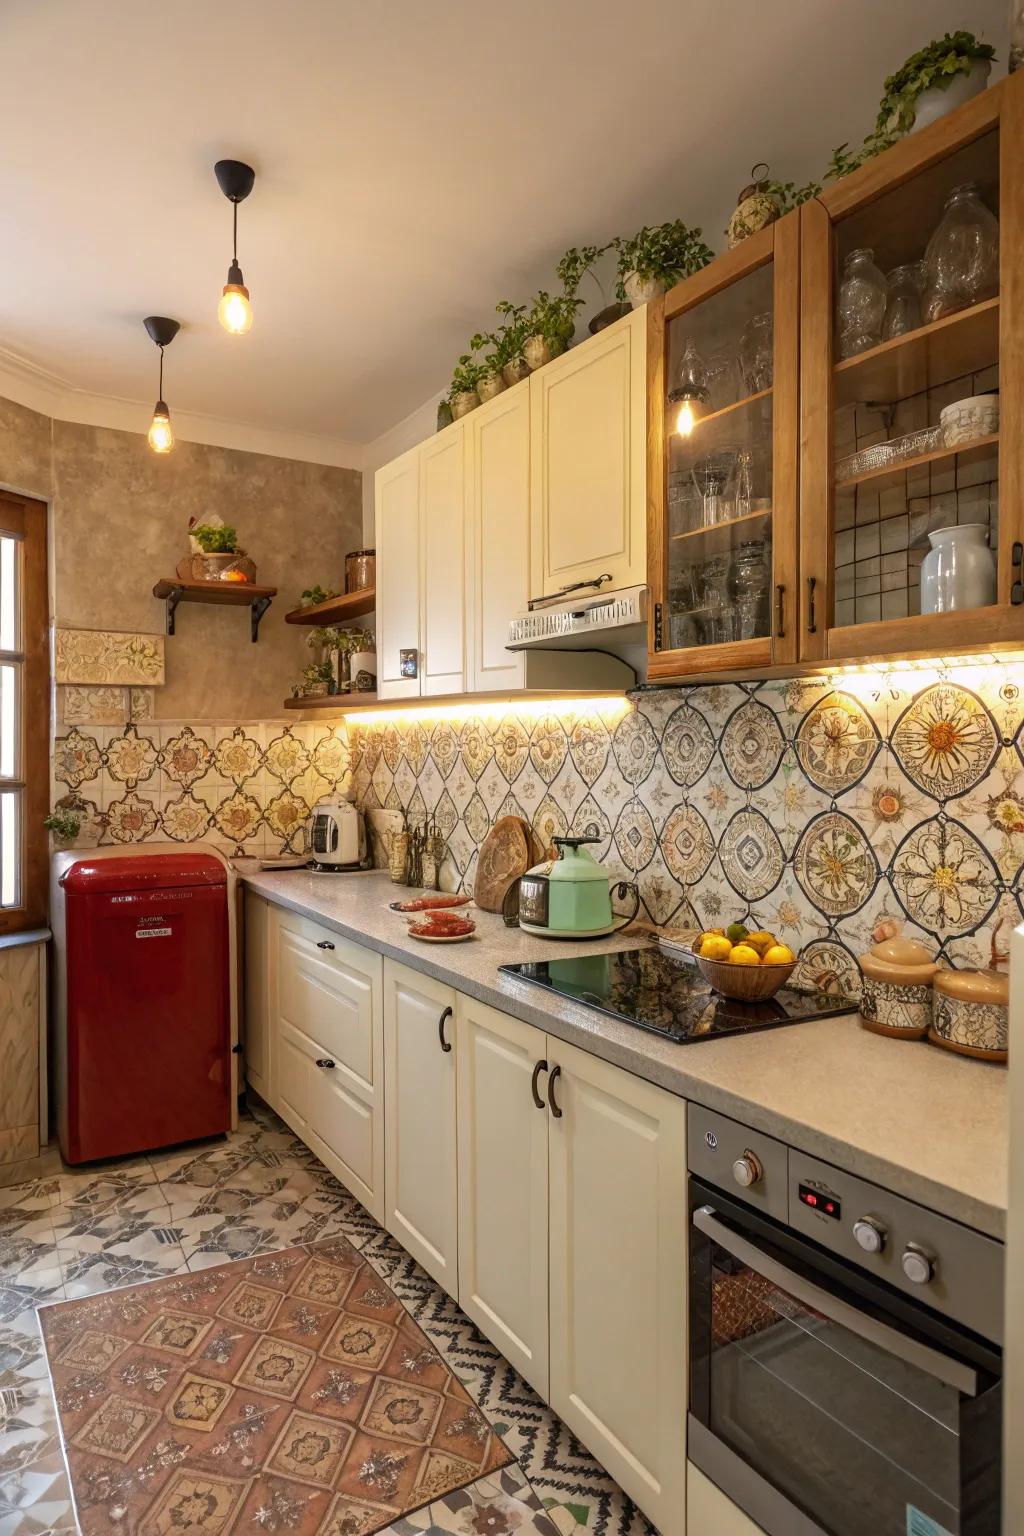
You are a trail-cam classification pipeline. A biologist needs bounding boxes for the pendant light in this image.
[143,316,180,454]
[215,159,255,334]
[668,336,708,436]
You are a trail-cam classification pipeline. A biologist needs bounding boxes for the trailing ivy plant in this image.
[614,221,714,298]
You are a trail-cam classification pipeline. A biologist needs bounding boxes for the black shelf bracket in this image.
[164,585,184,636]
[250,594,273,642]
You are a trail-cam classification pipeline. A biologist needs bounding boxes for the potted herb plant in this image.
[523,290,581,370]
[881,31,995,135]
[300,584,339,608]
[449,354,486,419]
[44,807,83,845]
[184,517,256,582]
[557,243,626,334]
[491,301,533,386]
[615,221,714,307]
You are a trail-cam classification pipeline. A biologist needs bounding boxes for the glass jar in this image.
[697,556,736,645]
[836,248,887,359]
[728,541,771,640]
[882,261,924,340]
[345,549,376,592]
[739,312,773,393]
[693,448,737,526]
[922,182,999,324]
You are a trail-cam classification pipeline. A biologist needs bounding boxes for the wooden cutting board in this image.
[474,815,532,912]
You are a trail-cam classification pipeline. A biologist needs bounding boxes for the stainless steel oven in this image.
[687,1106,1003,1536]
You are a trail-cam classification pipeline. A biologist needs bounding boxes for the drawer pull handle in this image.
[315,1058,335,1070]
[316,940,335,951]
[547,1063,563,1119]
[438,1005,453,1053]
[531,1058,549,1110]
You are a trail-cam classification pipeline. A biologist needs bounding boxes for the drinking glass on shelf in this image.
[697,556,737,645]
[922,181,999,324]
[882,261,924,340]
[668,477,702,537]
[704,345,742,412]
[836,247,887,358]
[729,448,756,519]
[693,449,737,526]
[740,312,773,393]
[728,540,771,640]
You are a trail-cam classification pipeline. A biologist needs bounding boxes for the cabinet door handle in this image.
[438,1005,453,1053]
[1013,542,1023,605]
[315,1058,335,1070]
[775,583,785,638]
[316,940,335,951]
[531,1058,549,1110]
[547,1063,563,1119]
[806,575,817,634]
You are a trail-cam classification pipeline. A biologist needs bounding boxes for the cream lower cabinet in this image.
[274,913,384,1221]
[243,890,273,1102]
[455,995,549,1397]
[687,1465,764,1534]
[382,959,460,1296]
[548,1035,688,1536]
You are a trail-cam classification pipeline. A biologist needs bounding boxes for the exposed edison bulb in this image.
[148,402,174,454]
[675,397,698,436]
[219,282,253,335]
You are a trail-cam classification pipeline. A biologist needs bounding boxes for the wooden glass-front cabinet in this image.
[648,70,1024,678]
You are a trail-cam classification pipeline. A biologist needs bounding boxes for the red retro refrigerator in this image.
[52,849,233,1162]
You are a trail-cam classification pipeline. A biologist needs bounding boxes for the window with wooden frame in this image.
[0,490,48,934]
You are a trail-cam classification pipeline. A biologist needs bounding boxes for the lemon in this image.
[745,930,777,956]
[763,943,795,965]
[699,934,733,962]
[729,944,762,966]
[726,921,749,945]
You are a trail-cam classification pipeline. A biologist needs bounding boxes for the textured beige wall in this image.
[51,420,362,720]
[0,394,53,501]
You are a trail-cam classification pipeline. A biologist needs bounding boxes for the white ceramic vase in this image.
[920,523,996,614]
[911,60,991,133]
[622,271,666,307]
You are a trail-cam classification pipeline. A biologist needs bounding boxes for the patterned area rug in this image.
[39,1236,513,1535]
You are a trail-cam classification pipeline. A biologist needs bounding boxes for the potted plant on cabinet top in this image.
[472,301,533,392]
[557,242,625,334]
[524,289,581,370]
[881,31,995,135]
[448,354,486,419]
[615,220,714,307]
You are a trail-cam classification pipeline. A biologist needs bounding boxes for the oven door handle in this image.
[693,1205,979,1397]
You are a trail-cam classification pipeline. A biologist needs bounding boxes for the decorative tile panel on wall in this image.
[58,684,154,725]
[52,721,352,858]
[348,668,1024,997]
[54,627,165,686]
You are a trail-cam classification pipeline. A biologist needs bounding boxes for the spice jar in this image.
[345,549,376,593]
[858,936,939,1039]
[930,969,1008,1062]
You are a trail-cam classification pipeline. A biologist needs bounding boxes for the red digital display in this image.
[799,1183,841,1220]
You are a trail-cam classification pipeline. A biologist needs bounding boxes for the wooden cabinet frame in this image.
[801,72,1024,665]
[647,212,800,681]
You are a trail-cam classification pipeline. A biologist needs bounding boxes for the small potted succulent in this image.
[557,243,626,334]
[448,354,486,419]
[880,31,995,135]
[523,290,581,370]
[615,221,714,306]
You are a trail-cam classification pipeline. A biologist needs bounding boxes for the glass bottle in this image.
[836,248,887,359]
[728,541,771,640]
[922,182,1000,324]
[730,448,756,518]
[882,261,924,340]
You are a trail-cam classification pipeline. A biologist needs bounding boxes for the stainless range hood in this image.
[507,582,648,680]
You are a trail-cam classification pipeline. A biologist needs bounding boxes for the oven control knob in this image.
[731,1152,763,1189]
[900,1244,934,1285]
[852,1217,887,1254]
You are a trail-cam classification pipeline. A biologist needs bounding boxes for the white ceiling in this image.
[0,0,1007,459]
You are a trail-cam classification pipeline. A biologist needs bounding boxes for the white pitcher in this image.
[920,524,996,614]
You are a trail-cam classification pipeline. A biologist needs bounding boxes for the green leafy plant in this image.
[526,289,580,351]
[448,352,487,401]
[470,300,532,377]
[302,660,334,691]
[300,584,339,607]
[556,243,612,298]
[614,221,713,297]
[878,31,995,135]
[45,808,82,841]
[191,522,239,554]
[334,625,374,655]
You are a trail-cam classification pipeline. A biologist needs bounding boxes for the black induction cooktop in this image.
[499,947,856,1044]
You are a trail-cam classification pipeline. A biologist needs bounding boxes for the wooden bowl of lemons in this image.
[693,924,797,1002]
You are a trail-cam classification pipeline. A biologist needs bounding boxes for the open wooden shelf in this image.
[672,506,767,556]
[686,387,772,433]
[284,692,378,711]
[283,688,628,716]
[284,588,376,625]
[832,298,999,407]
[152,578,277,641]
[835,433,999,494]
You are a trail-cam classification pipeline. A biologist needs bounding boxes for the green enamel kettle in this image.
[502,835,639,938]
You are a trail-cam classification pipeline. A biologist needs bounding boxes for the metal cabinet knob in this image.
[731,1152,763,1189]
[853,1217,887,1255]
[316,940,335,951]
[315,1058,335,1070]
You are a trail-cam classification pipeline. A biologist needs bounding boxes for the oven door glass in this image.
[691,1203,1000,1536]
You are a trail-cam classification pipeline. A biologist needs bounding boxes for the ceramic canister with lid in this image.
[930,968,1009,1062]
[858,936,940,1039]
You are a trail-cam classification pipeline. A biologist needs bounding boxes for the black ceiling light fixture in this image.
[215,158,255,335]
[143,316,180,454]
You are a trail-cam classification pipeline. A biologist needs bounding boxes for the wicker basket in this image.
[695,951,797,1002]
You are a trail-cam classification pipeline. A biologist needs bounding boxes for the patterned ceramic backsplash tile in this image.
[348,666,1024,995]
[52,721,352,858]
[58,684,155,724]
[54,628,165,686]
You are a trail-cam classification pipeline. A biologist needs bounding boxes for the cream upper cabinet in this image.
[530,307,647,598]
[375,444,421,699]
[466,382,529,692]
[547,1034,687,1536]
[421,426,467,695]
[383,959,459,1297]
[455,995,549,1397]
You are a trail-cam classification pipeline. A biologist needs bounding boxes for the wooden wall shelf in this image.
[284,692,378,711]
[152,578,277,641]
[284,588,376,625]
[832,298,999,407]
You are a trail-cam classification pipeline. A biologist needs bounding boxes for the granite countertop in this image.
[239,866,1008,1239]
